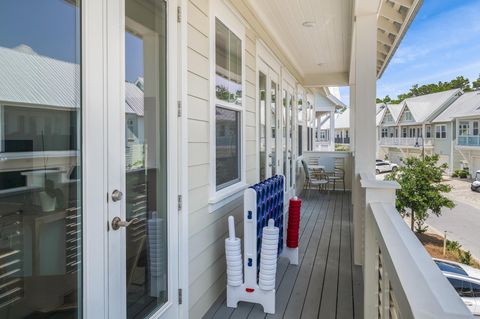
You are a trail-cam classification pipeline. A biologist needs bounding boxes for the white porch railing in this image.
[458,135,480,147]
[360,173,473,319]
[379,137,434,147]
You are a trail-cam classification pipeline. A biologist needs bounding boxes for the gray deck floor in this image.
[203,191,363,319]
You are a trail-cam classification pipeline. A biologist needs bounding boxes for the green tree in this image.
[376,75,476,102]
[385,155,455,232]
[473,74,480,89]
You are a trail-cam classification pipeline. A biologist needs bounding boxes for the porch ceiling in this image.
[232,0,422,87]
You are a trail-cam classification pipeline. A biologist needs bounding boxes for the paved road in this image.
[427,200,480,259]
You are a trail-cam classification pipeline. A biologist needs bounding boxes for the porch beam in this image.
[390,0,413,9]
[377,30,394,46]
[380,4,405,24]
[378,16,400,36]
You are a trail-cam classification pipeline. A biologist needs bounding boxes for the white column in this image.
[352,12,377,266]
[329,110,335,151]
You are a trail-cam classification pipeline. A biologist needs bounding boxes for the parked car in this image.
[375,161,398,174]
[472,170,480,192]
[434,258,480,279]
[443,271,480,315]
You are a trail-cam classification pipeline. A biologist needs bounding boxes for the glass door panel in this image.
[270,80,277,176]
[282,90,287,181]
[288,94,293,188]
[125,1,168,318]
[259,72,267,181]
[0,1,82,318]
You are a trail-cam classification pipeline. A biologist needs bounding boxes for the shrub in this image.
[447,240,462,252]
[459,250,473,266]
[453,169,468,178]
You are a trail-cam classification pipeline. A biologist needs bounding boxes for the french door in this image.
[85,0,180,318]
[258,59,280,181]
[282,79,295,194]
[104,0,179,318]
[0,1,179,318]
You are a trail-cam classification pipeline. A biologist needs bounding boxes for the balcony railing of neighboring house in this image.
[379,137,434,147]
[359,173,473,318]
[334,137,350,144]
[458,135,480,147]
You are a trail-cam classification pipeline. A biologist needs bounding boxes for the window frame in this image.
[435,124,447,139]
[209,0,247,207]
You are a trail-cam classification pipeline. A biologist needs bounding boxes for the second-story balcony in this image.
[335,137,350,144]
[458,135,480,147]
[379,137,434,148]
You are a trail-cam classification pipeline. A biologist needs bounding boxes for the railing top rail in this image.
[369,202,473,319]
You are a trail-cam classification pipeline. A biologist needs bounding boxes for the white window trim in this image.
[435,124,447,139]
[209,0,247,208]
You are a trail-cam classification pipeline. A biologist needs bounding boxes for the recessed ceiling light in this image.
[302,21,316,28]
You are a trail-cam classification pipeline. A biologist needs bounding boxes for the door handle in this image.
[111,189,123,202]
[111,217,139,231]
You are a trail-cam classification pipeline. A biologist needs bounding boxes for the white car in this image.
[375,161,398,174]
[472,170,480,192]
[443,271,480,315]
[435,258,480,279]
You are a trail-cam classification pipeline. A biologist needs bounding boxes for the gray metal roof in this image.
[385,103,403,122]
[433,91,480,123]
[0,45,80,108]
[400,89,461,123]
[0,45,144,116]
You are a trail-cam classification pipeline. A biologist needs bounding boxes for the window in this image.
[435,125,447,138]
[215,18,242,105]
[472,282,480,298]
[381,128,388,138]
[402,127,407,138]
[383,111,394,124]
[3,106,77,152]
[259,71,266,181]
[213,17,244,193]
[474,121,479,136]
[447,278,474,298]
[426,125,431,138]
[459,121,469,136]
[401,108,414,122]
[298,125,303,156]
[216,107,240,190]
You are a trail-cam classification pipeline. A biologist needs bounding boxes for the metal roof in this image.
[0,45,80,108]
[400,89,461,123]
[320,108,350,130]
[0,45,144,116]
[433,91,480,123]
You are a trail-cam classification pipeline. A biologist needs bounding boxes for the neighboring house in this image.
[377,89,462,170]
[435,91,480,176]
[320,108,351,146]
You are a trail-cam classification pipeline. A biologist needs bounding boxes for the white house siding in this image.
[432,122,453,173]
[186,1,257,318]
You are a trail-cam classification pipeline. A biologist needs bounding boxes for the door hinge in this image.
[177,6,182,23]
[177,100,182,117]
[178,195,182,211]
[178,288,183,304]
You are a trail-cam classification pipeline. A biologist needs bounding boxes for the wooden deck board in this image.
[202,191,361,319]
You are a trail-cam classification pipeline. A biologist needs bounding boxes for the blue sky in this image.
[339,0,480,106]
[0,0,144,82]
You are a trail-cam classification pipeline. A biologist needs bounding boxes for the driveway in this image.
[426,179,480,259]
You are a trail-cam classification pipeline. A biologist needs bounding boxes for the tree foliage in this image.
[385,155,455,232]
[377,75,477,104]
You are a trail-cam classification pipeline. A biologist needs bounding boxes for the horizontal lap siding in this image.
[186,1,258,318]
